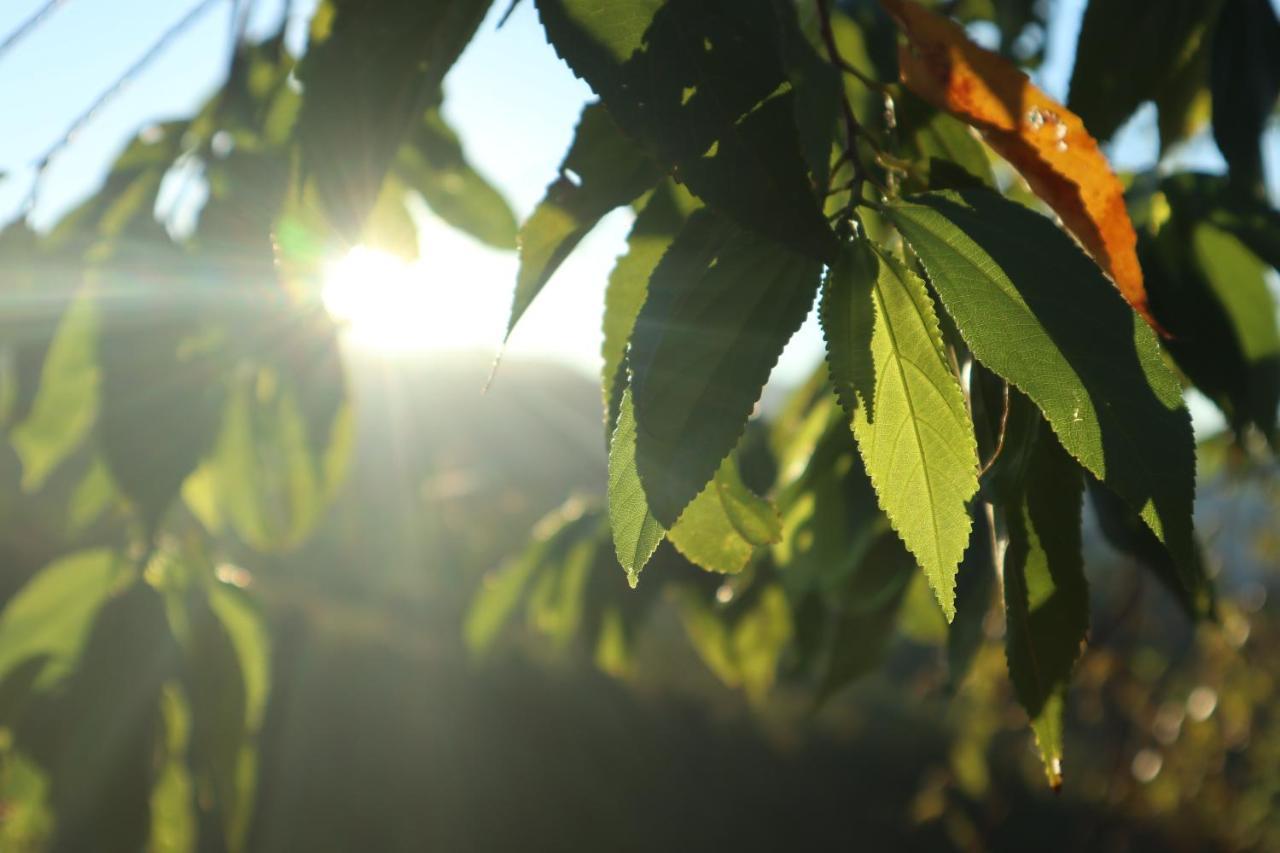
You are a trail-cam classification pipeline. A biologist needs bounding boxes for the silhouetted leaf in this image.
[1068,0,1223,143]
[508,101,660,337]
[820,237,878,419]
[885,190,1199,597]
[947,505,995,688]
[535,0,837,261]
[297,0,492,240]
[629,210,822,525]
[1210,0,1280,191]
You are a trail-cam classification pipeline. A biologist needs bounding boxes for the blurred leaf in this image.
[1068,0,1222,143]
[1210,0,1280,191]
[362,173,420,260]
[885,191,1199,597]
[675,582,793,703]
[0,549,123,691]
[832,240,979,621]
[395,107,519,251]
[29,581,181,853]
[895,91,996,193]
[296,0,492,240]
[600,180,697,435]
[818,532,915,700]
[10,291,99,492]
[629,210,822,526]
[507,101,660,336]
[1003,429,1088,789]
[667,454,781,575]
[535,0,836,261]
[607,390,664,586]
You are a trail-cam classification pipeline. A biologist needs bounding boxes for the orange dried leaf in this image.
[880,0,1161,334]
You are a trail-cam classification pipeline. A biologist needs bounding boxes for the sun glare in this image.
[322,244,505,353]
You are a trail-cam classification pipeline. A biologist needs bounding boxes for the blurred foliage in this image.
[0,0,1276,850]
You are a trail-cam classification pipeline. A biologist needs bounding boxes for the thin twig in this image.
[978,381,1011,477]
[21,0,226,217]
[0,0,66,63]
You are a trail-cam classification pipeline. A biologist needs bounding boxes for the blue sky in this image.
[0,0,1272,410]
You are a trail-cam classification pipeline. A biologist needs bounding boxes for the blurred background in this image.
[0,0,1277,850]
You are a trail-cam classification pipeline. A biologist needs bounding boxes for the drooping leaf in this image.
[775,0,842,187]
[296,0,492,240]
[885,190,1199,598]
[607,390,665,586]
[0,550,123,691]
[667,454,782,575]
[820,237,878,420]
[600,180,698,434]
[832,240,979,620]
[1003,429,1088,790]
[10,289,100,492]
[1068,0,1223,143]
[881,0,1158,331]
[534,0,837,261]
[629,210,822,526]
[508,101,660,336]
[1210,0,1280,191]
[395,107,519,250]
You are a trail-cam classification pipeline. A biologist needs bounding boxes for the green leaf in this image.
[296,0,492,240]
[1068,0,1223,143]
[834,241,979,621]
[0,550,124,691]
[10,289,99,492]
[534,0,836,261]
[600,181,698,434]
[629,210,822,526]
[607,390,665,586]
[1003,429,1088,790]
[884,190,1198,597]
[820,237,878,419]
[508,101,660,336]
[1210,0,1280,191]
[895,92,996,192]
[395,107,519,250]
[668,454,781,575]
[775,0,841,187]
[947,505,995,688]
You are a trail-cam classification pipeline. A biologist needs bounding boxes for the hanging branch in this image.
[21,0,226,218]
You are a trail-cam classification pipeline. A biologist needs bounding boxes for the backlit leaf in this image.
[535,0,837,261]
[885,190,1199,598]
[834,240,979,620]
[607,390,665,586]
[667,454,782,576]
[881,0,1158,331]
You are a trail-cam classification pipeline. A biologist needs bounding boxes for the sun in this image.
[321,244,507,353]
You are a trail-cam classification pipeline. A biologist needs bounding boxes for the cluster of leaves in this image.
[474,0,1280,787]
[0,1,521,848]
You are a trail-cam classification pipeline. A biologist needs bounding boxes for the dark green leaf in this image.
[667,454,782,575]
[947,505,995,688]
[1003,429,1088,790]
[895,91,996,192]
[885,190,1198,599]
[535,0,837,261]
[1068,0,1223,143]
[297,0,492,240]
[1210,0,1280,191]
[820,237,878,419]
[629,210,822,526]
[508,101,660,336]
